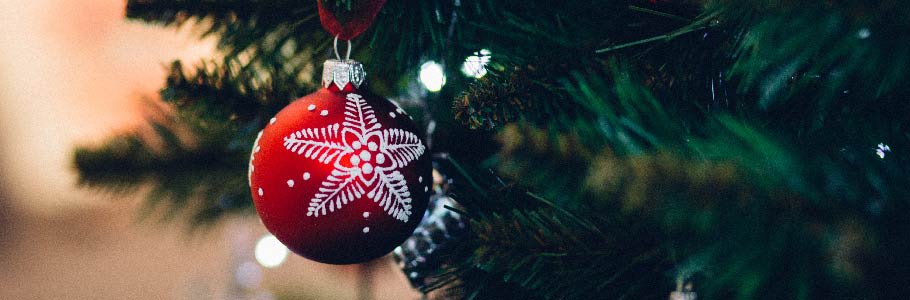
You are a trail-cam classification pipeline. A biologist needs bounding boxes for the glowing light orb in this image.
[461,49,491,78]
[876,143,891,159]
[254,234,289,268]
[419,61,446,92]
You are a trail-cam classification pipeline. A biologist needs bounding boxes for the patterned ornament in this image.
[249,59,432,264]
[393,171,469,291]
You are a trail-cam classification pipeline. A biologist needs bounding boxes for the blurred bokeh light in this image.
[419,61,446,92]
[255,234,289,269]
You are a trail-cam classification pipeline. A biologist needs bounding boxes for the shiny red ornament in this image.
[248,68,431,264]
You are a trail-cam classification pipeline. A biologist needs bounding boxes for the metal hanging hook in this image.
[333,36,352,61]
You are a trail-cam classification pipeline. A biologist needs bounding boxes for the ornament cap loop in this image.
[322,59,366,90]
[333,36,352,60]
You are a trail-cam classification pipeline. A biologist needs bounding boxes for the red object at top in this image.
[318,0,387,40]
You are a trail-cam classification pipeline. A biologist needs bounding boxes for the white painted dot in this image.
[362,227,370,233]
[286,180,294,188]
[307,104,316,111]
[359,151,371,161]
[363,212,370,218]
[363,163,374,174]
[254,146,260,153]
[389,112,396,118]
[303,172,311,180]
[376,153,385,164]
[258,188,264,196]
[269,117,277,124]
[418,176,423,183]
[350,155,361,165]
[368,142,378,151]
[320,110,328,116]
[352,141,362,149]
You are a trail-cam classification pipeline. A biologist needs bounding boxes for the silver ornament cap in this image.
[322,59,366,90]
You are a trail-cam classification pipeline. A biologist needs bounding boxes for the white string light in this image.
[876,143,891,159]
[461,49,491,78]
[419,61,446,92]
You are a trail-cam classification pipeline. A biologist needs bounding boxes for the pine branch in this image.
[161,59,311,124]
[431,166,671,300]
[73,57,313,228]
[710,0,910,138]
[73,107,251,228]
[472,57,910,298]
[453,65,576,130]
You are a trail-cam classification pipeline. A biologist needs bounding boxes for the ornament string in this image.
[333,36,352,61]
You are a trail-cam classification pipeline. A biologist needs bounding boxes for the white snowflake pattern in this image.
[282,93,426,222]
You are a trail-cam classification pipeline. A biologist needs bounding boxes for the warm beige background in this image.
[0,1,419,299]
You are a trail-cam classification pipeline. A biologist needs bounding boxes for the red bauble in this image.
[248,83,431,265]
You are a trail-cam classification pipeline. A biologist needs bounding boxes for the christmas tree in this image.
[74,0,910,299]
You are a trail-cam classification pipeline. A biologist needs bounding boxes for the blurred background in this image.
[0,1,418,299]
